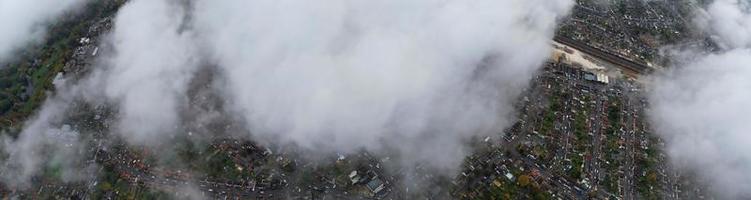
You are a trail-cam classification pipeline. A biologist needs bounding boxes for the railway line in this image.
[553,36,653,75]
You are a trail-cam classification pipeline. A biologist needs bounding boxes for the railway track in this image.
[553,36,652,75]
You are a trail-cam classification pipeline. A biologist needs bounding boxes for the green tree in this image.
[517,174,532,187]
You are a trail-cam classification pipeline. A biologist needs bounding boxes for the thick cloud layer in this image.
[649,0,751,198]
[88,0,573,172]
[696,0,751,49]
[193,0,572,171]
[93,0,200,145]
[2,0,574,185]
[0,0,87,62]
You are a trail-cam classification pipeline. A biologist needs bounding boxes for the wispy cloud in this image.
[0,0,88,63]
[649,0,751,198]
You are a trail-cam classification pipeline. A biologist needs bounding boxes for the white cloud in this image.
[649,0,751,198]
[2,0,575,185]
[0,0,87,62]
[92,0,200,145]
[192,0,572,172]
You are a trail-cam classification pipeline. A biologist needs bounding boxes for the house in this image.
[349,171,362,185]
[366,178,386,195]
